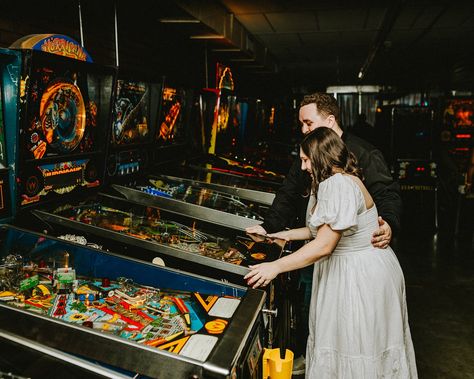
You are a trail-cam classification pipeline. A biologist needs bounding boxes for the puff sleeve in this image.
[309,174,360,231]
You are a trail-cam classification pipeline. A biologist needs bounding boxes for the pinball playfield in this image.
[0,225,265,378]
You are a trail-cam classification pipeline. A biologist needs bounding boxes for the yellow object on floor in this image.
[262,348,294,378]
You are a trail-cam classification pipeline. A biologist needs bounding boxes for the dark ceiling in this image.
[1,0,473,97]
[157,0,474,93]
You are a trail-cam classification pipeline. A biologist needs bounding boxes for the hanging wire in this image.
[77,0,85,47]
[114,0,120,67]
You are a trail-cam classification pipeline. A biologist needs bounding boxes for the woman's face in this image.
[300,148,313,178]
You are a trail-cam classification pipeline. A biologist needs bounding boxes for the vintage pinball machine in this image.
[152,64,283,199]
[440,98,474,193]
[106,76,274,231]
[0,48,21,225]
[0,225,266,378]
[191,68,285,192]
[380,104,439,229]
[10,34,116,218]
[440,98,474,232]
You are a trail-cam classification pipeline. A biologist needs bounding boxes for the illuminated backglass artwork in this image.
[112,80,150,146]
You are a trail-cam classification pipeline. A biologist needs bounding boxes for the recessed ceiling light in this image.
[190,34,225,39]
[159,18,200,23]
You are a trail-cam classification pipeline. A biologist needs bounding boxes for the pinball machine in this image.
[107,76,275,229]
[0,225,266,378]
[440,98,474,233]
[173,88,285,194]
[11,35,116,214]
[151,65,284,200]
[379,104,439,230]
[440,98,474,193]
[0,48,21,224]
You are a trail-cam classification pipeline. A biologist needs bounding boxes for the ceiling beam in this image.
[357,1,405,80]
[174,0,278,73]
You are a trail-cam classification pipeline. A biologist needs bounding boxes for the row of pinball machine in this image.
[0,35,292,378]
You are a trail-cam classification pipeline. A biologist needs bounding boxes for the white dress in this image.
[305,173,417,378]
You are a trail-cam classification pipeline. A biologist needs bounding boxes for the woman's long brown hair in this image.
[300,127,363,197]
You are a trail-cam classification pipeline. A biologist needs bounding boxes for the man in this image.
[247,92,400,245]
[246,92,401,375]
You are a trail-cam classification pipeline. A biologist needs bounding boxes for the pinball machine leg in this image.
[272,271,297,353]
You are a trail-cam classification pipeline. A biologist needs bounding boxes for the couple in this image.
[245,126,417,378]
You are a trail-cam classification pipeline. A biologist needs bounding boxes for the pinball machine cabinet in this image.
[0,225,266,378]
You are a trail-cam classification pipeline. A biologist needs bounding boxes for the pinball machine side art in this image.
[0,48,21,222]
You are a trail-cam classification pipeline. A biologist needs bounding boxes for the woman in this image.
[244,128,417,378]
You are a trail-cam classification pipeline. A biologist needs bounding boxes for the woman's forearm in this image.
[276,225,342,273]
[270,227,312,241]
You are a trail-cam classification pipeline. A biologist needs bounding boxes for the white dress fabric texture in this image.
[305,174,417,378]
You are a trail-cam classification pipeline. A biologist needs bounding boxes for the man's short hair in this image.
[300,93,340,125]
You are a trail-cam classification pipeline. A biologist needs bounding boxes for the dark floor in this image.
[293,193,474,378]
[395,195,474,379]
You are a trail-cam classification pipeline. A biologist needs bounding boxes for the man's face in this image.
[299,103,332,135]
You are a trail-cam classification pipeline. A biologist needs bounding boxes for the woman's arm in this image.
[244,224,342,288]
[267,227,312,241]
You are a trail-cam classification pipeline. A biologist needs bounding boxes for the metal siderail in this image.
[186,163,283,189]
[0,225,266,378]
[148,174,275,206]
[111,184,263,231]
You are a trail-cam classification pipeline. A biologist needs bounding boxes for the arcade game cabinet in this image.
[107,78,161,183]
[0,225,266,378]
[150,86,276,206]
[440,98,474,233]
[156,64,283,196]
[10,34,116,220]
[0,48,21,224]
[100,74,270,230]
[441,98,474,193]
[380,105,438,230]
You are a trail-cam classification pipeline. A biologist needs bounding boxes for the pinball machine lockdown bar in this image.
[0,330,132,379]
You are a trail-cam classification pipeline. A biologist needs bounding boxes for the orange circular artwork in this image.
[205,319,228,334]
[40,81,86,152]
